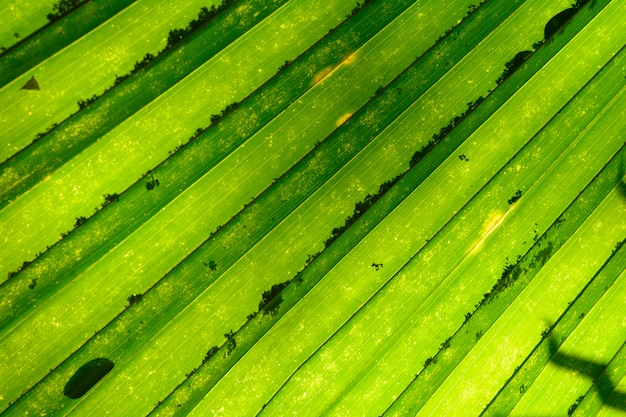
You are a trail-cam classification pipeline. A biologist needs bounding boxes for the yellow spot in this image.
[336,113,352,126]
[237,4,251,12]
[312,67,333,86]
[342,52,357,65]
[310,52,358,86]
[469,211,506,253]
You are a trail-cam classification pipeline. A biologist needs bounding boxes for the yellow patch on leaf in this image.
[336,113,353,126]
[469,210,506,253]
[311,67,333,86]
[310,52,358,86]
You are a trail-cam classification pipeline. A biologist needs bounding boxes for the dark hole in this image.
[64,358,114,399]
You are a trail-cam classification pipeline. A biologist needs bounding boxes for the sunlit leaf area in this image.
[0,0,624,415]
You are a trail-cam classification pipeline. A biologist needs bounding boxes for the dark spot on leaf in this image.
[508,190,522,204]
[127,293,143,305]
[64,358,114,399]
[146,176,160,191]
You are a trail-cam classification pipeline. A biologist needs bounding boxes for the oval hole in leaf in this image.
[64,358,114,399]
